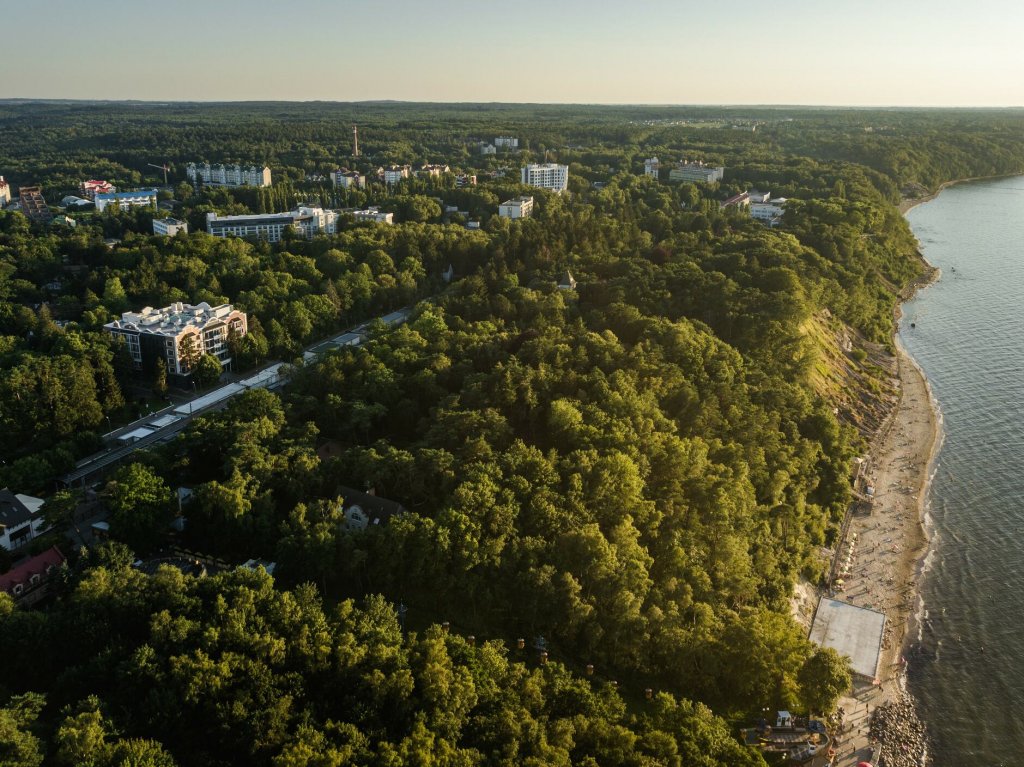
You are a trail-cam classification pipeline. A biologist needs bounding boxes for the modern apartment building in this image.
[417,164,450,178]
[498,196,534,219]
[186,163,272,187]
[495,136,519,149]
[330,169,365,188]
[383,165,412,185]
[351,208,394,224]
[104,301,248,377]
[521,163,569,193]
[16,186,51,223]
[80,179,115,200]
[0,489,48,551]
[205,206,338,242]
[0,177,9,208]
[95,189,158,212]
[153,217,189,236]
[644,157,660,179]
[479,143,497,156]
[668,161,725,184]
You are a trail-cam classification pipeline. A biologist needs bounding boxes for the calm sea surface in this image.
[901,176,1024,766]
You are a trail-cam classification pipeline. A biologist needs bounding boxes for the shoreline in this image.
[831,202,945,767]
[898,172,1020,215]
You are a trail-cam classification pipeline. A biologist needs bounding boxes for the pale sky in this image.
[2,0,1021,106]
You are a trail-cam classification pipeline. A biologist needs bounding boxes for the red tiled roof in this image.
[0,546,65,593]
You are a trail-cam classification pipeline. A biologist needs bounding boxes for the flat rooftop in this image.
[809,598,886,679]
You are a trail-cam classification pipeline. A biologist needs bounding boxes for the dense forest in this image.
[1,101,1023,765]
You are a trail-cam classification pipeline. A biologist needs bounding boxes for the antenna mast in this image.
[353,125,359,158]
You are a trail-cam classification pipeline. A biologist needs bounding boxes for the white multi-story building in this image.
[0,177,10,208]
[352,208,394,224]
[331,169,365,189]
[480,143,497,156]
[153,217,189,236]
[105,302,248,377]
[644,158,660,179]
[205,206,338,242]
[94,189,159,212]
[750,198,787,225]
[186,163,272,187]
[521,163,569,193]
[495,136,519,149]
[668,161,724,184]
[383,165,411,185]
[498,196,534,219]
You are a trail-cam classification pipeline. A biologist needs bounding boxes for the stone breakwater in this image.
[870,689,929,767]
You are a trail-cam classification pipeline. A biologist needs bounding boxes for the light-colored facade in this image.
[668,162,724,184]
[186,163,272,187]
[205,206,338,242]
[720,192,750,209]
[0,177,10,208]
[105,302,248,377]
[383,165,411,185]
[644,158,660,179]
[417,164,450,177]
[95,189,158,212]
[0,489,48,551]
[455,174,477,187]
[480,143,497,156]
[331,169,365,189]
[495,136,519,149]
[498,196,534,219]
[750,198,787,224]
[352,208,394,224]
[521,163,569,193]
[153,217,189,236]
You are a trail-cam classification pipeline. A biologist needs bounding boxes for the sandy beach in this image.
[827,239,943,767]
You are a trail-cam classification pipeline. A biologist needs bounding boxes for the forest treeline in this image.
[1,102,1022,766]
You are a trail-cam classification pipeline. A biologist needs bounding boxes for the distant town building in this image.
[0,489,49,551]
[495,136,519,149]
[720,191,750,209]
[750,198,787,225]
[0,176,10,208]
[498,196,534,219]
[668,161,724,184]
[351,208,394,224]
[330,168,365,189]
[479,143,497,156]
[383,165,412,185]
[186,163,272,187]
[51,215,77,228]
[644,158,660,179]
[522,163,569,193]
[16,186,51,223]
[417,164,450,178]
[748,189,771,203]
[455,174,477,187]
[153,217,189,236]
[205,206,338,242]
[60,195,91,208]
[80,179,115,200]
[95,189,158,212]
[104,301,248,377]
[0,546,65,607]
[338,486,407,533]
[558,270,577,291]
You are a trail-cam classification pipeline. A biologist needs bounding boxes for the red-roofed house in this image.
[0,546,65,606]
[80,180,116,200]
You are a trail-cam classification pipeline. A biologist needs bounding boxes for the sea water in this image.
[901,176,1024,765]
